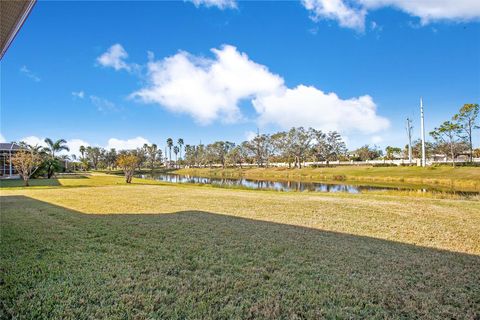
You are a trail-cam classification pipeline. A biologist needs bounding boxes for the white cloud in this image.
[131,44,389,134]
[253,85,390,134]
[72,90,85,99]
[245,130,258,141]
[0,133,6,143]
[89,95,117,112]
[132,45,284,125]
[20,65,41,82]
[360,0,480,24]
[66,139,90,157]
[71,90,116,112]
[18,136,88,156]
[20,136,47,148]
[371,135,383,144]
[302,0,366,31]
[302,0,480,30]
[17,136,150,154]
[97,44,132,71]
[188,0,237,9]
[106,137,150,150]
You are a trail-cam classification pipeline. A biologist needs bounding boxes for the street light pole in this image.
[420,98,426,167]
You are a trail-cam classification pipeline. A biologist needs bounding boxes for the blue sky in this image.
[1,0,479,154]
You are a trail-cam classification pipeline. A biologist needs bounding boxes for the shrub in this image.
[372,163,398,167]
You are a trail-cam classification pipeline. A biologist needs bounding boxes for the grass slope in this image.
[1,175,479,318]
[175,166,480,192]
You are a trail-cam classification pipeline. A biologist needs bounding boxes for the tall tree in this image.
[79,145,86,160]
[144,144,161,171]
[226,145,247,168]
[385,146,402,160]
[312,130,347,164]
[197,144,206,167]
[411,139,434,159]
[173,145,180,168]
[184,145,196,167]
[44,138,69,158]
[86,146,102,170]
[105,148,118,170]
[453,103,479,162]
[355,145,382,161]
[270,131,291,166]
[289,127,312,168]
[312,129,328,162]
[326,131,347,161]
[43,138,70,178]
[177,138,184,161]
[209,141,235,168]
[430,121,461,167]
[244,134,265,167]
[166,138,173,165]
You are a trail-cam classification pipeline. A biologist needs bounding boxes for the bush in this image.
[309,164,337,168]
[372,163,398,167]
[432,162,480,167]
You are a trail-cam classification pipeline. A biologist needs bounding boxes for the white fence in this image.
[191,158,480,168]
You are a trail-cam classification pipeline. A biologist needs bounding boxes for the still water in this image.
[136,173,441,194]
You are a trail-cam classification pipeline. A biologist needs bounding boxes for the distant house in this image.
[0,143,22,177]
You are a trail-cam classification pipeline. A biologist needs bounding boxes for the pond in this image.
[136,173,478,196]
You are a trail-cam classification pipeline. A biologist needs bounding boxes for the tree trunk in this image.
[469,126,473,162]
[450,143,455,168]
[24,177,29,187]
[124,170,132,183]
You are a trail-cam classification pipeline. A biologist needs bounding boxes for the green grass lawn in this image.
[0,173,166,189]
[1,174,479,319]
[176,166,480,192]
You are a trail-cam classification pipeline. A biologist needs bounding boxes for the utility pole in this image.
[406,117,413,163]
[420,97,426,167]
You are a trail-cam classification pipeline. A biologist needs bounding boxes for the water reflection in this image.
[135,173,480,197]
[136,173,406,194]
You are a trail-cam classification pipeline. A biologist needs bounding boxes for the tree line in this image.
[183,102,479,169]
[183,128,349,168]
[429,103,479,166]
[10,103,479,185]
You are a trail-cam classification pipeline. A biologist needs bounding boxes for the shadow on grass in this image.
[0,175,92,189]
[0,178,61,188]
[1,195,479,319]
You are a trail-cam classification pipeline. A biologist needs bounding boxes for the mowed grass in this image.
[176,166,480,192]
[0,173,165,189]
[1,175,480,319]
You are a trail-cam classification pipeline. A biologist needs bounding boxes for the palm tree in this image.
[166,138,173,166]
[173,145,179,168]
[177,138,184,161]
[59,154,70,172]
[44,138,70,158]
[79,145,86,160]
[43,138,70,178]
